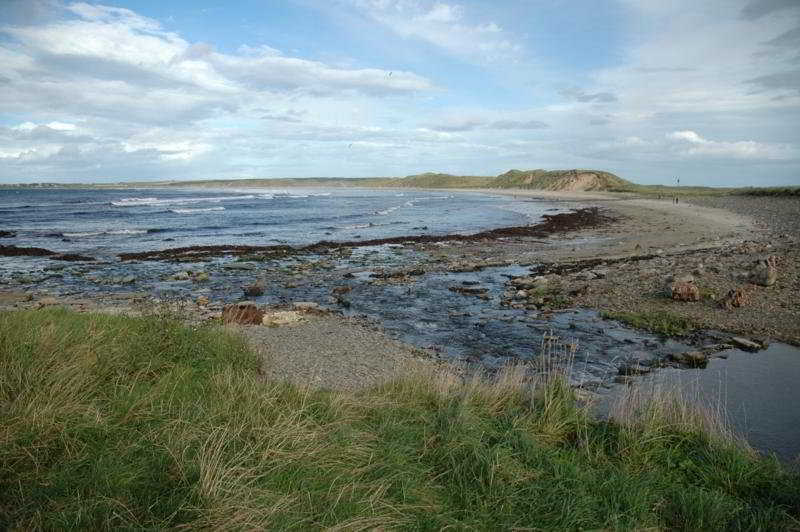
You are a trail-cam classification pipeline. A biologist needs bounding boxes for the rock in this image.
[223,262,256,270]
[511,277,532,288]
[671,281,700,302]
[342,272,355,279]
[292,301,321,311]
[335,296,351,308]
[666,274,699,301]
[618,363,652,376]
[449,286,489,296]
[222,303,265,325]
[720,287,747,309]
[193,272,210,282]
[574,271,597,281]
[0,231,15,238]
[730,337,761,351]
[671,350,708,367]
[332,285,351,295]
[243,280,265,297]
[749,255,777,286]
[196,295,210,306]
[171,271,191,281]
[120,275,136,284]
[262,310,304,327]
[590,268,609,279]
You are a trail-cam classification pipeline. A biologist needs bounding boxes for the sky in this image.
[0,0,799,186]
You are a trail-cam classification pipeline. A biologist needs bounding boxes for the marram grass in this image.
[1,308,798,530]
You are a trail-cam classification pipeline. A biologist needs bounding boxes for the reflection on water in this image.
[601,343,800,465]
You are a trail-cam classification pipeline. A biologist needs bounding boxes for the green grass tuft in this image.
[1,308,798,529]
[602,309,696,336]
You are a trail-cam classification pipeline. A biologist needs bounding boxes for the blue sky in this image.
[1,0,799,185]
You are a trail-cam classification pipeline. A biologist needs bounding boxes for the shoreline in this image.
[2,188,798,360]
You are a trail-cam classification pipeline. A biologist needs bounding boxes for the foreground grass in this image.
[2,309,798,529]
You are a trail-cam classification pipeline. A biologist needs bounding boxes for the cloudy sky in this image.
[1,0,799,185]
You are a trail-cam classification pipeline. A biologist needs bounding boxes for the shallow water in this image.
[600,343,800,464]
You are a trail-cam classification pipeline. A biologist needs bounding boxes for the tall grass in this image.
[1,308,798,529]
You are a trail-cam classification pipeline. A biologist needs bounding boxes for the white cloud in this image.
[351,0,521,64]
[667,130,795,159]
[587,130,796,162]
[0,1,437,180]
[593,0,800,116]
[11,121,77,132]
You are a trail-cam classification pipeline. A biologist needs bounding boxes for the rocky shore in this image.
[1,191,797,391]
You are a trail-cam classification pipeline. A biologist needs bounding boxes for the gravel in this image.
[234,314,439,391]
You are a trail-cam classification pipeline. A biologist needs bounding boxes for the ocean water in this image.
[0,187,563,258]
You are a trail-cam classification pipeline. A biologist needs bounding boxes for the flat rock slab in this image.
[262,310,305,326]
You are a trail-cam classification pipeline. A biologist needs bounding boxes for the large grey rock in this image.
[730,337,761,351]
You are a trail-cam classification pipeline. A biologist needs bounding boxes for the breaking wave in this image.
[111,195,258,206]
[170,207,226,214]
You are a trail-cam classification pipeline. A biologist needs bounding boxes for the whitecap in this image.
[62,229,147,237]
[170,207,226,214]
[111,195,258,206]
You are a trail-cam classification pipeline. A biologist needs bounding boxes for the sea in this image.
[0,187,560,258]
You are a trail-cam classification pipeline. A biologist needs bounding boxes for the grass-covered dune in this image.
[2,308,799,529]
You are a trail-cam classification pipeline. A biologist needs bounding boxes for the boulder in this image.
[750,255,777,287]
[671,350,708,367]
[171,271,191,281]
[262,310,304,327]
[332,285,351,295]
[193,272,210,282]
[292,301,321,311]
[671,281,700,302]
[243,280,265,297]
[730,337,761,351]
[196,295,210,306]
[720,287,747,309]
[222,303,264,325]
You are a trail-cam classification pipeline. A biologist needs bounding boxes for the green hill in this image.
[387,172,491,188]
[488,169,632,191]
[386,169,632,191]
